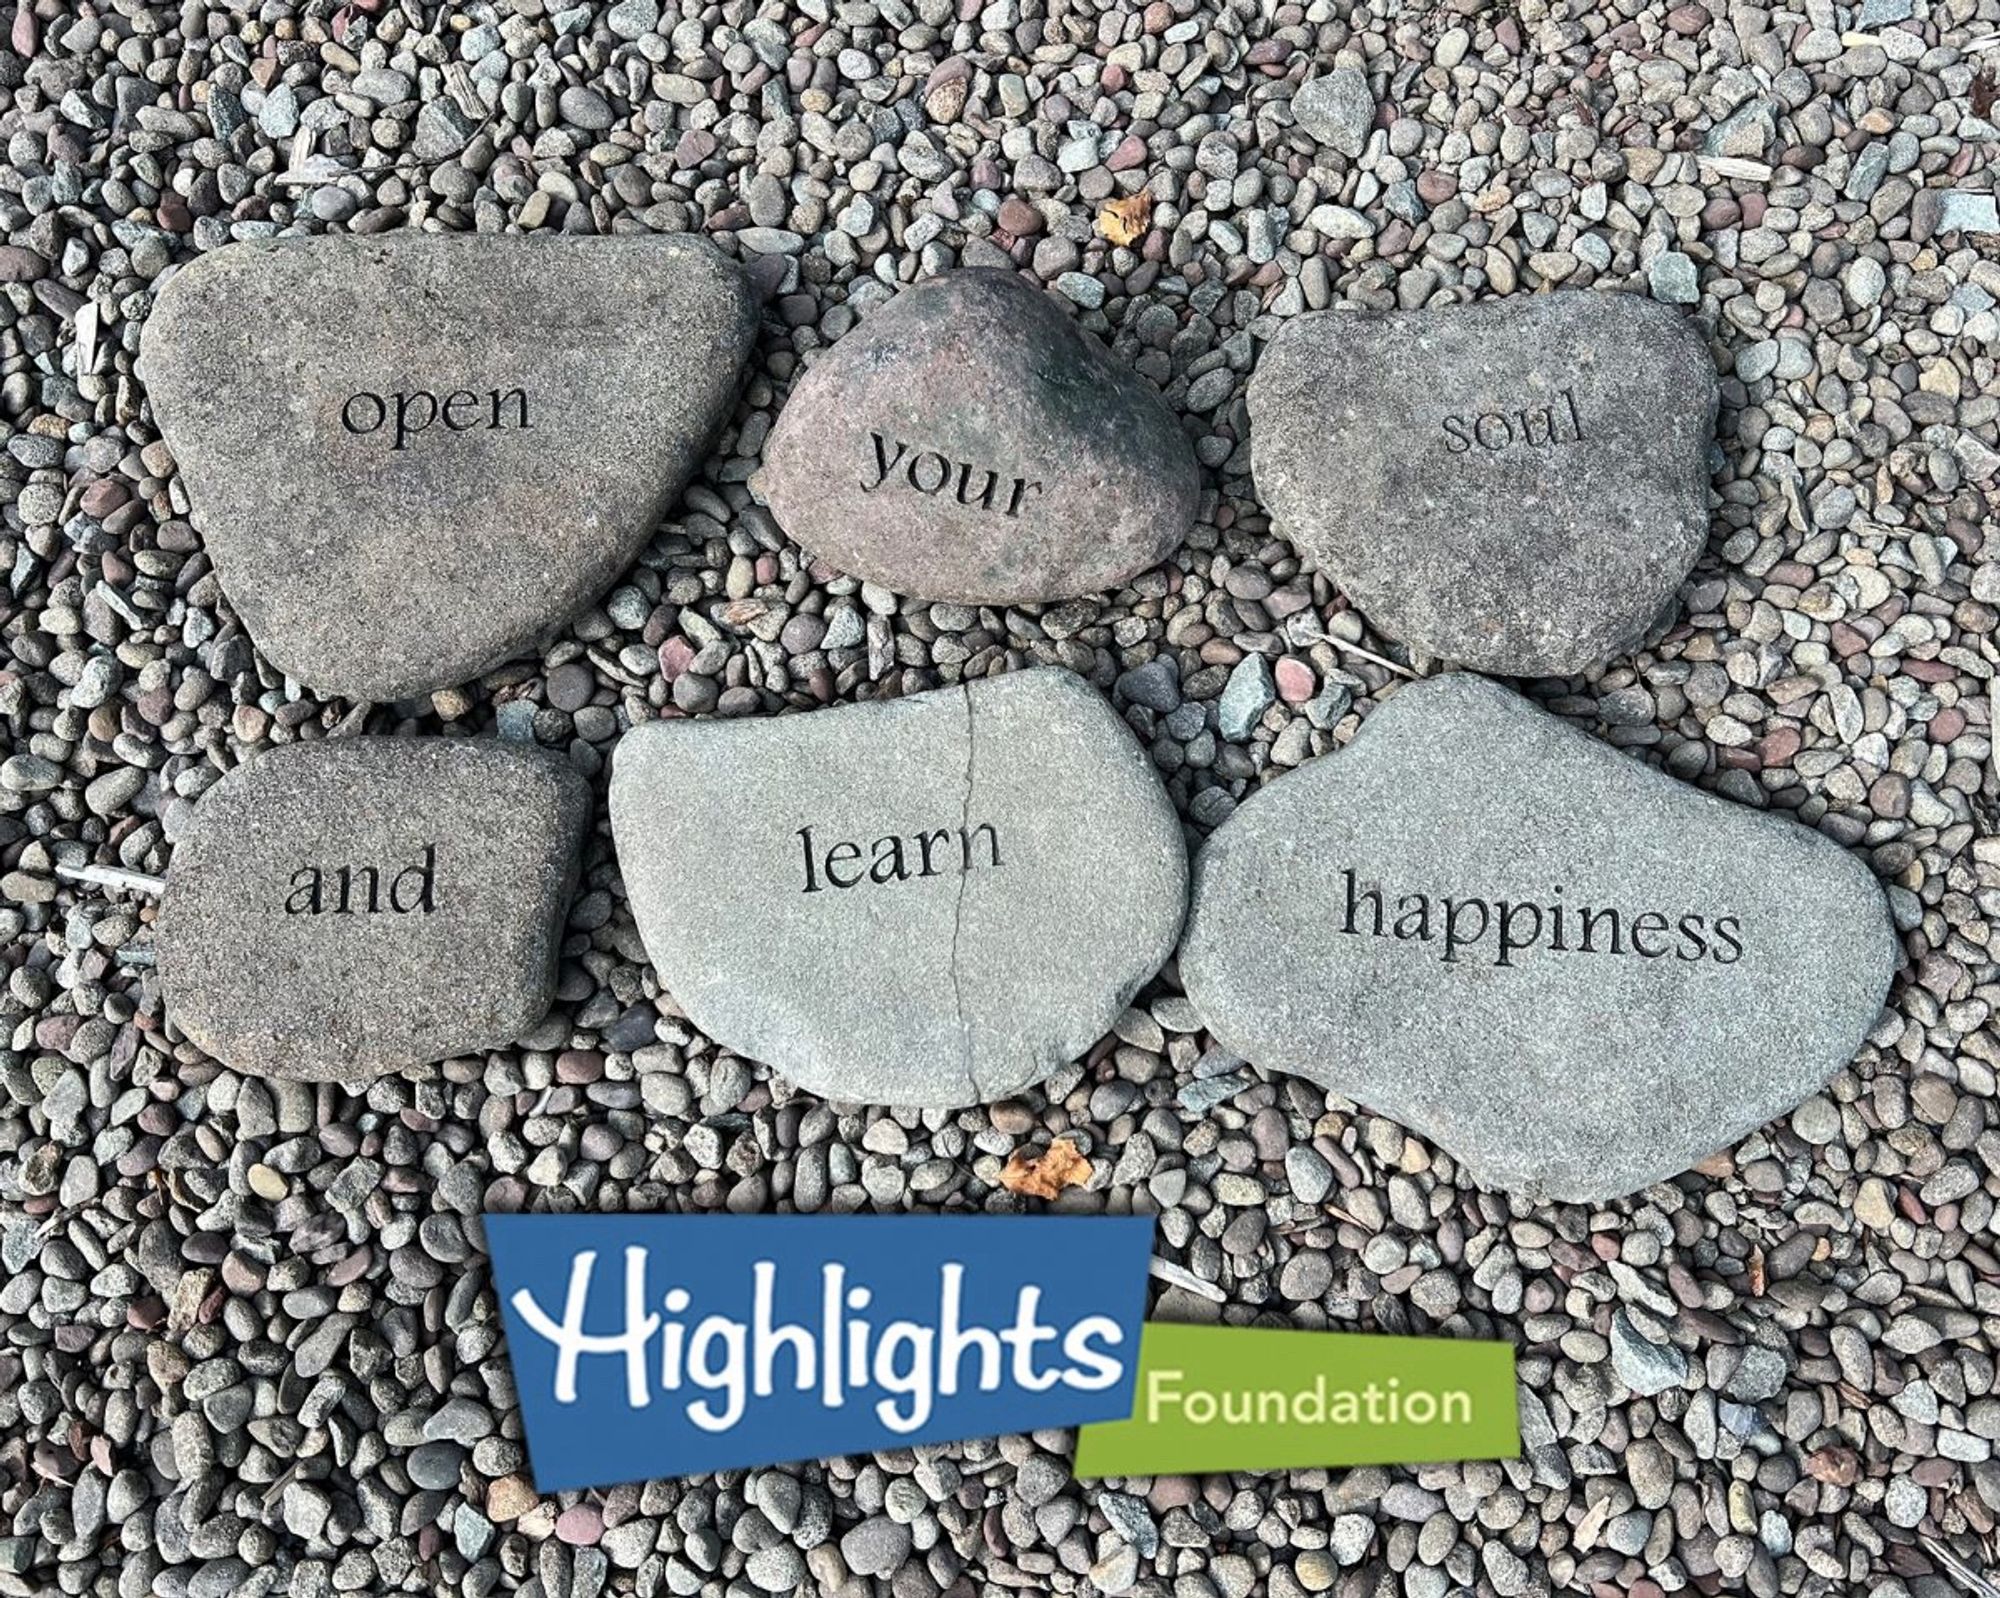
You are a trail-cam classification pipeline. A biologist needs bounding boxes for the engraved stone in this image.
[1249,294,1717,676]
[610,668,1187,1106]
[755,269,1199,604]
[1179,674,1899,1201]
[157,738,591,1083]
[138,234,759,700]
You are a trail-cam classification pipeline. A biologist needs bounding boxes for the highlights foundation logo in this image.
[1076,1323,1517,1476]
[487,1214,1153,1489]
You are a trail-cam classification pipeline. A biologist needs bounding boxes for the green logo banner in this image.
[1074,1324,1520,1477]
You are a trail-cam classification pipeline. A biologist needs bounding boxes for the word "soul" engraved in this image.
[861,433,1043,517]
[1440,387,1584,456]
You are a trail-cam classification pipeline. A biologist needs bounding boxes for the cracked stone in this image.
[1704,100,1775,159]
[1178,674,1900,1201]
[1648,251,1699,305]
[1611,1310,1688,1397]
[1937,191,2000,236]
[1248,293,1716,675]
[756,269,1199,604]
[156,737,590,1082]
[1293,66,1374,158]
[413,98,480,161]
[608,668,1186,1106]
[138,234,758,700]
[1218,655,1275,740]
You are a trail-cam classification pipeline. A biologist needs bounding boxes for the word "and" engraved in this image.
[284,844,438,916]
[861,433,1044,517]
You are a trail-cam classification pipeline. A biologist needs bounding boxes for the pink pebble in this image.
[555,1505,603,1547]
[1106,135,1149,172]
[1274,658,1316,704]
[658,637,696,681]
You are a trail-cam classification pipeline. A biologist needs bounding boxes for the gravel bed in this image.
[2,2,1998,1596]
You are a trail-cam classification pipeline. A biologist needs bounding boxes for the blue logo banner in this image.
[486,1213,1155,1489]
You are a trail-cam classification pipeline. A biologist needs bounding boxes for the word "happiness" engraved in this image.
[1339,869,1742,968]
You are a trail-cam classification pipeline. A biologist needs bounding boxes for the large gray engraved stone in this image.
[156,738,590,1083]
[609,668,1187,1107]
[1179,674,1899,1201]
[755,269,1200,603]
[1248,294,1717,676]
[138,234,759,700]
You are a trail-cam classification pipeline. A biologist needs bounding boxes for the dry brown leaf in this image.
[1804,1446,1859,1487]
[1098,192,1153,247]
[1000,1139,1091,1200]
[1973,66,1998,122]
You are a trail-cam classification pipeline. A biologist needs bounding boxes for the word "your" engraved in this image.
[861,433,1043,517]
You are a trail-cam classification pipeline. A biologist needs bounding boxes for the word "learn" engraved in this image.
[341,387,532,451]
[861,433,1043,517]
[1440,387,1584,455]
[798,822,1003,892]
[285,844,438,915]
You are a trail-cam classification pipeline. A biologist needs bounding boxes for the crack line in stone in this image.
[948,684,979,1105]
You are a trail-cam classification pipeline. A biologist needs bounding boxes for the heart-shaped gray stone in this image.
[139,234,758,700]
[157,737,590,1083]
[609,668,1187,1106]
[1179,673,1899,1201]
[1249,293,1717,676]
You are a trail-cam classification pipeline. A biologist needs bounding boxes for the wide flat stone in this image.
[609,668,1186,1106]
[157,737,590,1083]
[1179,674,1898,1201]
[1249,294,1716,676]
[138,234,758,701]
[755,269,1199,604]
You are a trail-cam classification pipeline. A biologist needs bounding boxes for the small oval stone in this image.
[758,270,1199,604]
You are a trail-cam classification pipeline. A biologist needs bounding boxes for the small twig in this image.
[1990,680,1998,792]
[273,164,350,187]
[1921,1535,2000,1598]
[55,862,166,897]
[1148,1255,1227,1304]
[1292,626,1423,681]
[261,1460,304,1509]
[1328,636,1422,680]
[1698,154,1774,181]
